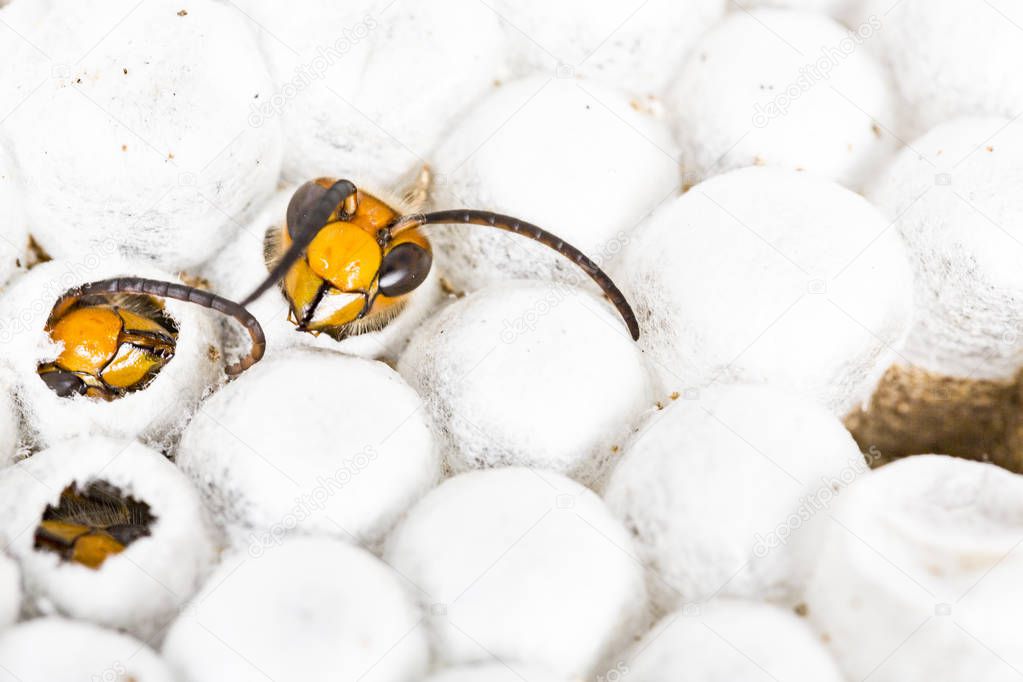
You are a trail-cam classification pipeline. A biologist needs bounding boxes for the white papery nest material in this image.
[0,437,217,641]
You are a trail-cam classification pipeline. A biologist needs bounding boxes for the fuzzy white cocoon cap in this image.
[398,281,653,486]
[805,455,1023,682]
[861,0,1023,137]
[0,617,175,682]
[424,665,568,682]
[732,0,863,22]
[0,142,28,288]
[232,0,503,190]
[493,0,723,95]
[604,385,865,612]
[0,0,282,270]
[0,382,19,469]
[430,76,679,294]
[868,117,1023,379]
[162,537,428,682]
[200,185,442,361]
[383,468,648,677]
[177,348,439,548]
[0,437,218,641]
[0,259,222,449]
[666,8,895,189]
[0,553,18,628]
[614,166,913,415]
[620,599,843,681]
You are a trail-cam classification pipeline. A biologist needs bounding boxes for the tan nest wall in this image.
[845,364,1023,472]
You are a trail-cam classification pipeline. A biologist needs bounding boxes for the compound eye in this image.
[378,242,432,297]
[40,370,88,398]
[286,181,329,240]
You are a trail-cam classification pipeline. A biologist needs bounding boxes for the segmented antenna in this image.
[61,277,266,376]
[241,179,358,307]
[388,210,641,340]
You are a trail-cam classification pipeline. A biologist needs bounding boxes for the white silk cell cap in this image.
[0,0,282,271]
[613,165,913,415]
[383,467,648,677]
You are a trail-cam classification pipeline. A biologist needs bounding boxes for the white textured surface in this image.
[424,665,567,682]
[666,8,896,189]
[0,617,175,682]
[0,553,18,629]
[0,0,282,270]
[398,282,653,486]
[614,166,913,414]
[429,75,679,294]
[0,378,19,469]
[178,348,439,547]
[868,117,1023,379]
[0,259,222,449]
[0,0,1020,676]
[605,385,865,612]
[233,0,504,191]
[494,0,724,96]
[806,455,1023,682]
[0,438,217,640]
[0,142,28,288]
[384,468,648,677]
[163,537,427,682]
[732,0,863,22]
[862,0,1023,137]
[621,599,844,682]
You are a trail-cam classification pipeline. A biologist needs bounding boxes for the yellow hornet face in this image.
[276,178,431,340]
[37,295,177,400]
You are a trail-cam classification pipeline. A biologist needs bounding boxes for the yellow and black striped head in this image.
[264,178,432,340]
[37,277,266,400]
[38,292,177,400]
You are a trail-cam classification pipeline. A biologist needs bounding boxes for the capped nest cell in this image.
[398,281,653,486]
[177,348,439,548]
[428,75,680,294]
[665,7,896,189]
[620,599,843,681]
[613,166,913,413]
[805,455,1023,682]
[383,467,648,677]
[0,617,175,682]
[0,0,282,270]
[848,117,1023,471]
[605,384,866,612]
[230,0,504,191]
[162,537,428,681]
